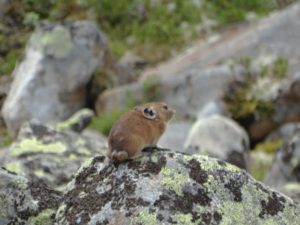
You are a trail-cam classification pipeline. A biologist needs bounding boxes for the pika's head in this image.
[135,102,175,122]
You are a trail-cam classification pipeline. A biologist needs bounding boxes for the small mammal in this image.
[107,102,175,162]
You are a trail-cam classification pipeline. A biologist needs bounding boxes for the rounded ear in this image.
[143,107,157,120]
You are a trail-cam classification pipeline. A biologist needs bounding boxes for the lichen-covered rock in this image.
[1,20,134,137]
[1,111,107,189]
[0,167,62,224]
[264,131,300,188]
[184,115,250,169]
[55,149,300,225]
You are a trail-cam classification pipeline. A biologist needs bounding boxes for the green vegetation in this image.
[224,56,288,120]
[1,0,294,77]
[255,139,283,154]
[272,57,289,79]
[89,110,124,135]
[204,0,278,25]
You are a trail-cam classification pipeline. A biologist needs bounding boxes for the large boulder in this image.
[1,20,134,137]
[0,167,62,224]
[184,115,250,169]
[55,149,300,225]
[97,2,300,119]
[1,109,107,189]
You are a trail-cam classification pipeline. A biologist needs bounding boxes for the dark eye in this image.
[163,105,168,110]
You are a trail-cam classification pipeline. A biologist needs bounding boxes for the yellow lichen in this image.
[161,167,190,196]
[11,138,67,156]
[131,211,158,225]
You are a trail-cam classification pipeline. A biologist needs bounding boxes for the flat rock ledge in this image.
[55,149,300,225]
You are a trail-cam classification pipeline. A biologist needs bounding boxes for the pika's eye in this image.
[143,107,156,120]
[163,105,168,110]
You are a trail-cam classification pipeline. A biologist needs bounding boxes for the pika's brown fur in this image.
[107,102,175,162]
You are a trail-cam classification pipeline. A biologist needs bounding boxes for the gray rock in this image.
[264,131,300,188]
[0,0,9,18]
[55,149,300,225]
[97,64,246,118]
[0,167,62,224]
[184,115,250,169]
[158,121,192,152]
[1,21,133,137]
[1,109,107,189]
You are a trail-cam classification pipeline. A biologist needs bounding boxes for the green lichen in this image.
[34,170,45,178]
[75,157,94,177]
[131,211,158,225]
[161,167,190,196]
[28,209,55,225]
[56,109,93,131]
[32,26,72,58]
[78,191,87,198]
[185,154,240,173]
[5,161,23,174]
[176,213,197,225]
[11,138,67,156]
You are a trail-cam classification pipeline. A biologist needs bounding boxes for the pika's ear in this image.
[143,107,157,120]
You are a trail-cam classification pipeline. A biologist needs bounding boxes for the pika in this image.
[107,102,175,162]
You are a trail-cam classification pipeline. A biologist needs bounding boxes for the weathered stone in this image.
[1,110,107,189]
[55,149,300,225]
[158,122,192,152]
[1,20,134,137]
[0,167,62,224]
[264,131,300,188]
[184,115,250,169]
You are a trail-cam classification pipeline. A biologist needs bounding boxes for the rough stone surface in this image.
[1,20,134,137]
[265,130,300,188]
[0,110,107,189]
[0,167,62,224]
[55,149,300,225]
[184,115,250,169]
